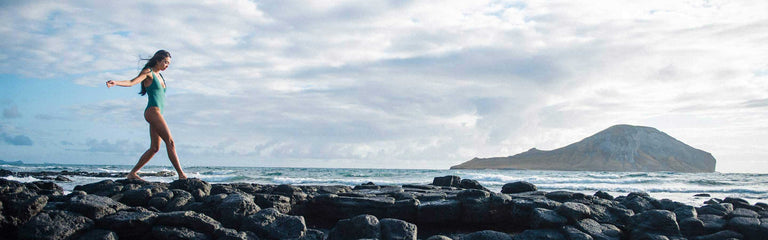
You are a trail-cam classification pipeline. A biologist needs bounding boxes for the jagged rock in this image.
[561,225,593,240]
[575,218,621,240]
[621,192,657,213]
[530,208,567,229]
[170,178,211,201]
[66,194,127,219]
[512,229,565,240]
[327,214,380,240]
[727,216,763,240]
[155,211,223,235]
[501,181,537,194]
[463,230,513,240]
[74,180,123,197]
[97,210,158,239]
[78,229,119,240]
[698,214,726,233]
[729,208,759,218]
[629,209,680,238]
[425,235,452,240]
[28,181,64,196]
[253,193,292,214]
[213,227,259,240]
[152,225,210,240]
[241,208,306,239]
[690,230,743,240]
[432,176,461,187]
[417,200,461,224]
[217,193,260,228]
[380,218,417,240]
[18,210,93,240]
[678,217,705,237]
[459,179,488,191]
[2,193,48,228]
[658,199,687,211]
[594,191,614,200]
[697,203,733,216]
[300,229,327,240]
[165,189,194,211]
[557,202,592,222]
[545,191,577,202]
[674,205,696,219]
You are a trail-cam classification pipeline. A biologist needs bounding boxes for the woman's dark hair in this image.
[139,50,171,96]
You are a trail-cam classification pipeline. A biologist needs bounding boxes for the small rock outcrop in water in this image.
[2,173,767,239]
[452,124,716,172]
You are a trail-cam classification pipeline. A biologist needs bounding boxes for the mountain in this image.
[451,125,716,172]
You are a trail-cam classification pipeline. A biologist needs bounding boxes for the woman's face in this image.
[158,57,171,71]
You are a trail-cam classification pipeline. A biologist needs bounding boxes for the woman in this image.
[106,50,187,180]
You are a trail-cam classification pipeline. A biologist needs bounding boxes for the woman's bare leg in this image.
[144,107,187,179]
[128,124,161,180]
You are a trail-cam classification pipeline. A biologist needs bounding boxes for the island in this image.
[452,124,716,172]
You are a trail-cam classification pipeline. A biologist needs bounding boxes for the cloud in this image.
[1,133,33,146]
[85,139,144,154]
[2,105,20,118]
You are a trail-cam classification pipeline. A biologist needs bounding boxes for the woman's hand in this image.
[106,80,116,88]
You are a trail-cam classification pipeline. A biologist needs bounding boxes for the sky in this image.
[1,0,767,172]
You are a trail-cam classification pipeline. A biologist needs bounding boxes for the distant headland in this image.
[452,124,716,172]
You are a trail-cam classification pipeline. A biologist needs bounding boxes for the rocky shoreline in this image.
[1,172,767,240]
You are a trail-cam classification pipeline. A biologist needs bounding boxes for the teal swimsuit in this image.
[145,70,166,114]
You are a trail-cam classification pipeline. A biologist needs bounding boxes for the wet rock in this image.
[3,194,48,228]
[327,214,380,240]
[629,209,680,238]
[151,225,210,240]
[380,218,417,240]
[530,208,567,229]
[432,176,461,188]
[241,208,306,239]
[594,191,614,200]
[728,207,759,218]
[156,211,223,235]
[501,181,537,194]
[694,193,710,197]
[678,217,705,237]
[18,210,93,240]
[557,202,592,222]
[75,180,126,197]
[621,192,656,213]
[165,189,194,211]
[727,216,762,240]
[575,218,621,240]
[417,200,461,224]
[425,235,453,240]
[698,214,726,233]
[512,229,564,240]
[66,194,127,219]
[77,229,119,240]
[170,178,211,201]
[217,193,260,228]
[561,225,593,240]
[28,181,64,196]
[463,230,513,240]
[673,205,697,220]
[459,179,488,191]
[690,230,743,240]
[697,203,732,216]
[253,193,292,214]
[97,210,158,239]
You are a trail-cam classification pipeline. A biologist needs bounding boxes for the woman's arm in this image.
[106,68,151,88]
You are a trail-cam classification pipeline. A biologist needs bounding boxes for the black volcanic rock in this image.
[451,124,716,172]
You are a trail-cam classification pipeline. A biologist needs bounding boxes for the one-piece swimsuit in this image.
[145,70,166,114]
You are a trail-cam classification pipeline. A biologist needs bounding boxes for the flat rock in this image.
[18,210,94,240]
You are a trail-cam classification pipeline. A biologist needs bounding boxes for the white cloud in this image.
[1,0,767,171]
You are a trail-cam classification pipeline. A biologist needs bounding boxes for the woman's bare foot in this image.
[127,172,145,181]
[178,172,188,180]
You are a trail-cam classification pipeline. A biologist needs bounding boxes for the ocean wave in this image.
[686,179,733,186]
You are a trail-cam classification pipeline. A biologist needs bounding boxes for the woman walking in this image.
[106,50,187,180]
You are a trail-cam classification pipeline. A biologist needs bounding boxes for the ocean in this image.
[2,164,767,207]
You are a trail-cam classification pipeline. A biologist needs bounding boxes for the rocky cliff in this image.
[452,124,716,172]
